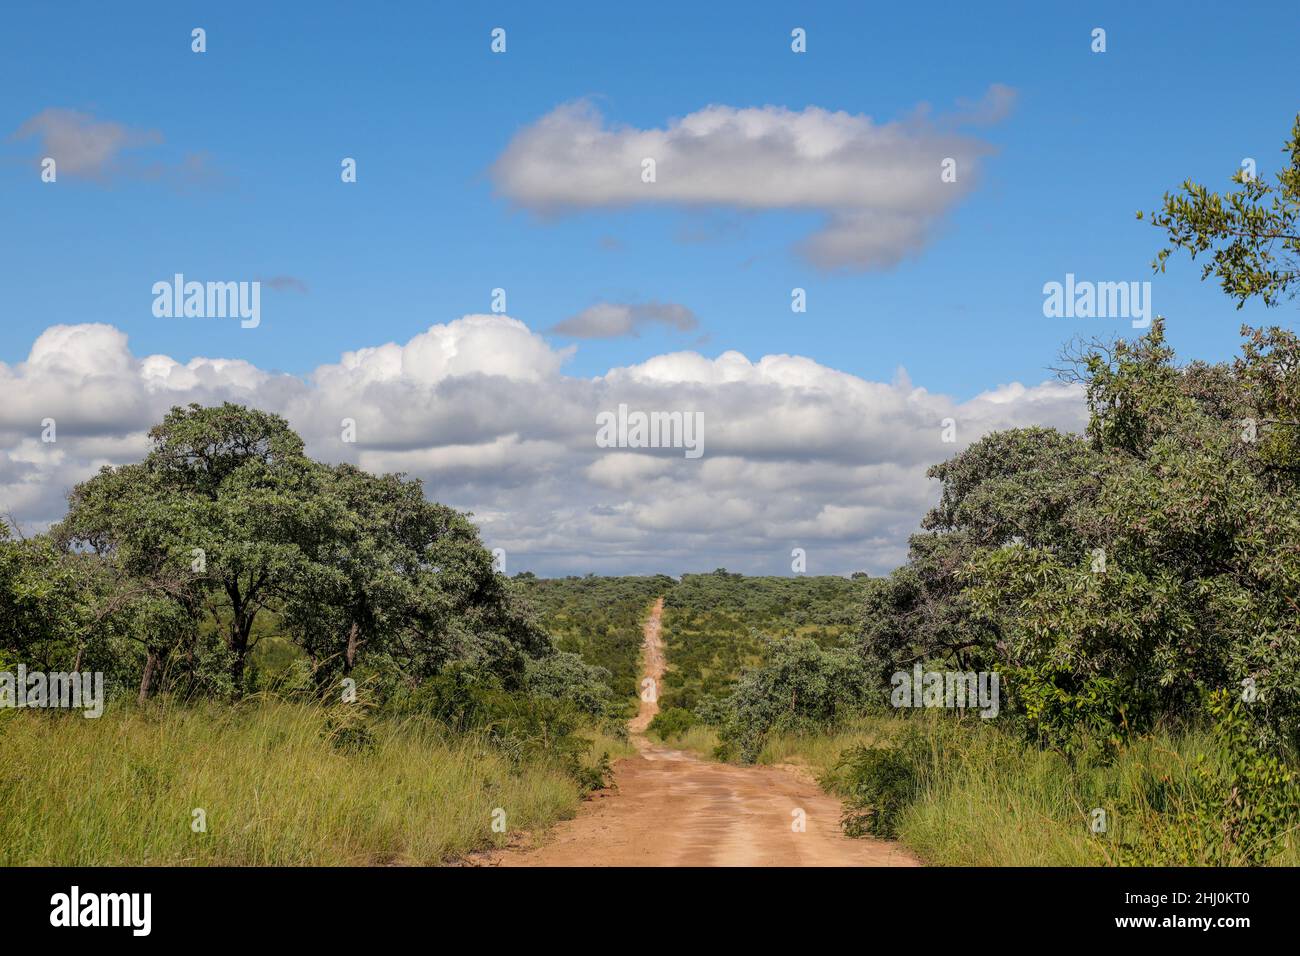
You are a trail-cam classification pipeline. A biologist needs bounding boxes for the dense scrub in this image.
[659,571,866,713]
[514,574,672,708]
[653,319,1300,863]
[856,320,1300,759]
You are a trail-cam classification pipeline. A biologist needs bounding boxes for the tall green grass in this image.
[649,723,720,755]
[890,721,1298,866]
[0,698,621,866]
[725,716,1300,866]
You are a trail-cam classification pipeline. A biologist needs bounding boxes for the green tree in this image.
[860,427,1101,692]
[862,312,1300,753]
[963,321,1300,752]
[0,525,94,672]
[57,402,555,700]
[59,403,338,692]
[1140,113,1300,307]
[283,463,550,692]
[715,636,871,762]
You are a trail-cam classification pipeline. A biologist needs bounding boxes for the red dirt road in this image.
[488,597,918,867]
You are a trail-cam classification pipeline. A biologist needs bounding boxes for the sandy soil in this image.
[483,597,919,867]
[626,597,666,734]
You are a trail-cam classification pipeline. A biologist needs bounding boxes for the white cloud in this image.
[490,89,1013,271]
[0,314,1082,576]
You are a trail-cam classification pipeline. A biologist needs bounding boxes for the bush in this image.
[712,637,873,762]
[648,707,696,740]
[523,651,615,718]
[322,703,375,755]
[388,663,613,791]
[836,743,918,839]
[1115,692,1300,865]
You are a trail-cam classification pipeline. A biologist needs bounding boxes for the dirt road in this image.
[626,596,665,734]
[491,597,918,867]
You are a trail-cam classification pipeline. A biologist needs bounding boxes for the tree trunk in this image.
[229,612,254,691]
[344,622,361,673]
[138,649,163,705]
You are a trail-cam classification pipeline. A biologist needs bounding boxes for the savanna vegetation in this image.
[647,112,1300,866]
[0,699,615,865]
[0,403,631,865]
[657,571,866,713]
[5,111,1299,868]
[514,573,673,710]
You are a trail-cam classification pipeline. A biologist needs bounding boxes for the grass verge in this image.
[0,698,612,866]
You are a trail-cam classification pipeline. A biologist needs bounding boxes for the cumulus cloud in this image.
[551,300,699,339]
[490,88,1013,271]
[0,314,1082,576]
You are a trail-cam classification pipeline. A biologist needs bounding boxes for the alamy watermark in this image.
[1042,273,1151,329]
[0,666,104,718]
[891,664,1000,718]
[152,274,260,328]
[50,886,151,936]
[596,403,704,459]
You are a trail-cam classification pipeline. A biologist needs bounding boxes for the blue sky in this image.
[1,2,1297,576]
[3,0,1295,394]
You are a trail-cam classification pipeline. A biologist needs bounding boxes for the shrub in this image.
[388,663,613,791]
[836,743,918,839]
[1115,691,1300,865]
[648,707,696,740]
[523,651,615,718]
[322,703,376,755]
[713,637,873,762]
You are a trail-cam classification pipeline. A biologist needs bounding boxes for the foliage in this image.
[516,575,670,704]
[18,402,553,705]
[0,526,100,671]
[853,111,1300,755]
[522,651,615,718]
[1140,113,1300,307]
[647,706,697,740]
[860,318,1300,755]
[322,701,376,755]
[386,663,614,791]
[661,572,867,713]
[1114,692,1300,866]
[711,636,874,763]
[56,403,321,693]
[837,742,918,838]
